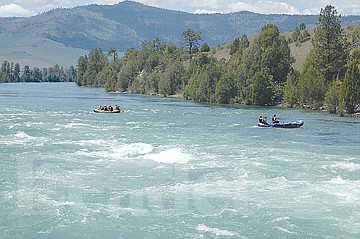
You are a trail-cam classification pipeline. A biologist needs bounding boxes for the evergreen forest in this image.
[76,6,360,115]
[0,62,76,83]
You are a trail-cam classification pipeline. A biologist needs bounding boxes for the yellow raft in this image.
[93,109,121,113]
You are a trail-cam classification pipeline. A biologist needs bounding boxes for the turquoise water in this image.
[1,83,359,238]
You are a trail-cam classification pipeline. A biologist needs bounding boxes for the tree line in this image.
[0,61,76,83]
[76,5,359,115]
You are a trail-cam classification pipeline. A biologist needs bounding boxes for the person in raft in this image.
[272,114,279,124]
[258,116,269,125]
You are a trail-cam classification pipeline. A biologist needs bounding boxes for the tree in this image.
[340,54,360,113]
[299,22,306,30]
[324,80,342,113]
[83,48,108,86]
[21,65,31,82]
[66,66,77,82]
[230,34,249,55]
[251,70,273,106]
[292,27,301,42]
[298,65,327,108]
[350,25,360,49]
[310,5,348,82]
[76,55,88,86]
[14,63,20,82]
[1,61,9,82]
[32,67,42,82]
[182,28,201,60]
[200,42,210,53]
[238,24,293,105]
[215,76,233,104]
[230,38,240,55]
[283,69,300,107]
[107,47,118,63]
[301,30,310,42]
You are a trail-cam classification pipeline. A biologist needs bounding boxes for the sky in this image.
[0,0,360,18]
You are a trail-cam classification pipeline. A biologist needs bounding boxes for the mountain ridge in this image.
[1,1,360,67]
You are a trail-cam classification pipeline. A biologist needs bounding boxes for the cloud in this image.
[140,0,301,14]
[194,9,221,14]
[0,3,35,17]
[228,1,299,14]
[1,0,360,17]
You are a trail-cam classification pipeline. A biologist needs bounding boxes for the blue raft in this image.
[257,120,304,128]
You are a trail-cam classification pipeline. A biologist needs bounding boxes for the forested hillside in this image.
[76,5,360,116]
[1,1,360,67]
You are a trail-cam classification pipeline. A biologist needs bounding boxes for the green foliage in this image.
[310,5,348,82]
[292,27,301,43]
[1,61,19,82]
[351,25,360,45]
[325,80,342,114]
[182,29,202,60]
[74,13,359,116]
[107,48,118,63]
[21,66,32,82]
[299,23,306,31]
[230,38,240,55]
[235,24,293,105]
[292,23,310,44]
[200,42,210,53]
[284,6,356,113]
[251,70,273,106]
[82,48,108,87]
[229,35,250,55]
[298,66,327,108]
[0,60,74,83]
[185,57,223,103]
[248,24,293,85]
[283,69,300,107]
[215,76,231,104]
[301,30,311,42]
[76,56,88,86]
[339,55,360,113]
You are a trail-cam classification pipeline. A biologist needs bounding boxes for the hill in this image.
[1,1,360,67]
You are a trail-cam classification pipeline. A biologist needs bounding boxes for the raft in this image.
[93,109,121,113]
[257,120,304,128]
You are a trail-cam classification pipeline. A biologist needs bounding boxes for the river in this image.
[1,82,359,238]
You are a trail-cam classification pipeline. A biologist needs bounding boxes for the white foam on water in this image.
[12,131,40,145]
[274,226,296,234]
[8,122,22,129]
[63,122,93,129]
[330,162,360,171]
[328,176,353,185]
[75,142,153,160]
[259,176,293,191]
[79,139,119,147]
[196,223,240,237]
[15,131,33,139]
[321,176,360,204]
[272,216,290,222]
[144,148,193,164]
[112,142,153,156]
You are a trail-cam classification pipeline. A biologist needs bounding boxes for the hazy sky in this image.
[0,0,359,17]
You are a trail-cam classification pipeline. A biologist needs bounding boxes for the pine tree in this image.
[182,29,201,60]
[324,80,342,113]
[311,5,348,82]
[340,54,360,113]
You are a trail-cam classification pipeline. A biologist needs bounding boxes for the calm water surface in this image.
[1,83,359,238]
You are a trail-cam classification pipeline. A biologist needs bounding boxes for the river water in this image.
[0,82,359,238]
